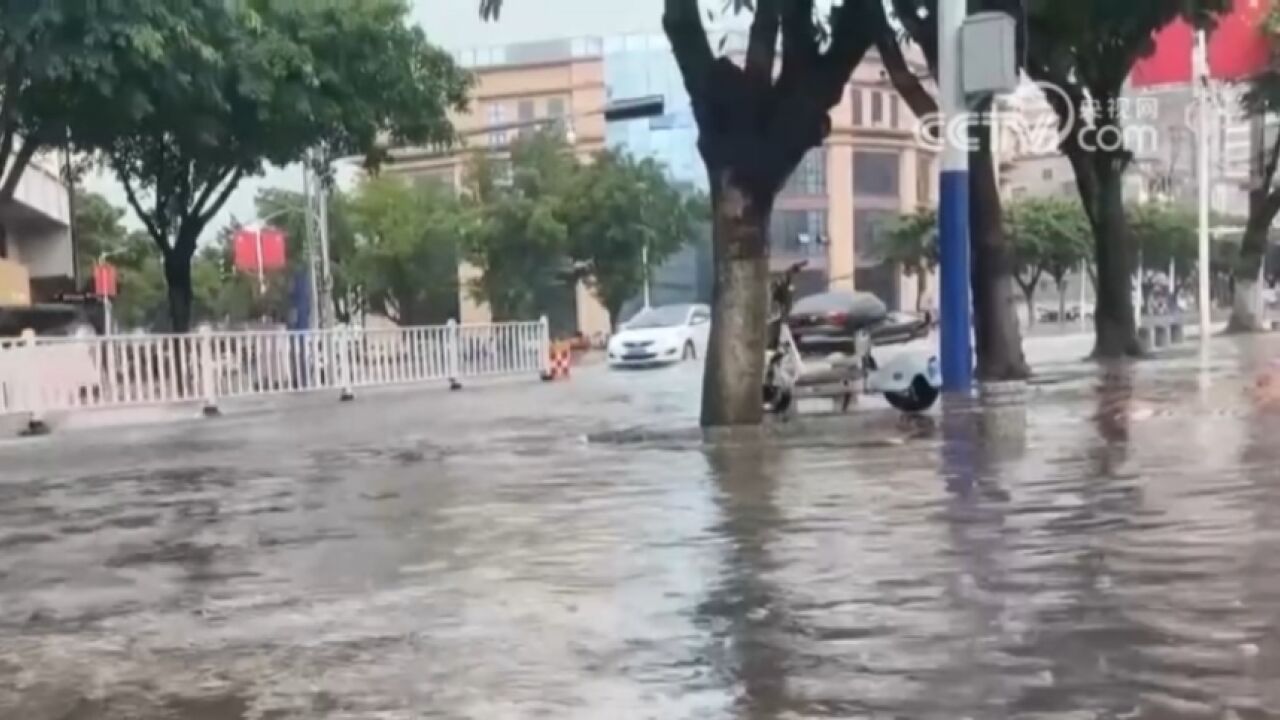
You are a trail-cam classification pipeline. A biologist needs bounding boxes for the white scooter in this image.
[763,262,942,416]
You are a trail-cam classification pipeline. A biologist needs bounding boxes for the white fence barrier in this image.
[0,319,550,422]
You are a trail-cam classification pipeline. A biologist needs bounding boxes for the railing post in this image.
[338,327,355,402]
[199,326,220,417]
[447,319,463,391]
[538,315,552,380]
[19,329,49,436]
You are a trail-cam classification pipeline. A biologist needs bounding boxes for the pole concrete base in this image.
[448,379,463,392]
[21,418,51,437]
[339,389,356,402]
[202,405,222,418]
[979,380,1028,408]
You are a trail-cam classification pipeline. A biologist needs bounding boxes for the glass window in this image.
[546,97,566,118]
[890,96,900,129]
[487,102,506,147]
[1042,167,1054,181]
[851,88,862,126]
[855,209,898,267]
[854,151,900,197]
[770,209,828,254]
[782,148,827,196]
[871,92,883,126]
[518,99,535,121]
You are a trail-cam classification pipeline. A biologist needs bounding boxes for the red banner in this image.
[1130,0,1271,87]
[93,263,117,298]
[233,227,287,274]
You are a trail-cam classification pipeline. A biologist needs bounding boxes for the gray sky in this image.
[85,0,670,240]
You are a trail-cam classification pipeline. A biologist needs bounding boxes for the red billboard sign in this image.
[1131,0,1271,87]
[93,263,117,298]
[233,227,287,274]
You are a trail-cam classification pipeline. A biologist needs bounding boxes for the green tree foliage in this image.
[0,1,163,252]
[463,130,699,329]
[463,130,575,323]
[1025,0,1230,353]
[347,177,463,326]
[1129,203,1198,291]
[877,208,938,313]
[73,191,132,280]
[87,0,470,332]
[1005,198,1092,325]
[563,151,703,327]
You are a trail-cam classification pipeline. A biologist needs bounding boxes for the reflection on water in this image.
[2,338,1280,718]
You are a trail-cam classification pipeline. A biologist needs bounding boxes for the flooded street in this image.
[3,335,1280,719]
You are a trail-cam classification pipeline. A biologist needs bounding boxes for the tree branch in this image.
[117,170,168,253]
[0,126,15,196]
[776,0,819,93]
[190,167,241,226]
[892,0,939,72]
[1263,119,1280,195]
[877,28,938,121]
[662,0,715,102]
[196,168,245,228]
[821,0,883,97]
[0,132,41,202]
[745,0,780,86]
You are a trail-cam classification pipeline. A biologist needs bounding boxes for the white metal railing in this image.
[0,319,550,420]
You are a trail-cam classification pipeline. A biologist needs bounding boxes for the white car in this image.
[607,303,711,368]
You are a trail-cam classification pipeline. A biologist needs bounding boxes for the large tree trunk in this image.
[163,249,195,333]
[970,130,1029,381]
[701,169,771,427]
[1089,165,1141,357]
[1228,202,1273,333]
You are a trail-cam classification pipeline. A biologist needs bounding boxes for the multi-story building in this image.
[0,155,73,311]
[386,34,942,334]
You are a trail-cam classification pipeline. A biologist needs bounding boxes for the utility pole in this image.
[938,0,973,393]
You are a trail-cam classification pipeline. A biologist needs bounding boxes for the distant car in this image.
[607,303,710,368]
[788,291,929,356]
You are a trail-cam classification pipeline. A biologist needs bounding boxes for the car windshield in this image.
[626,305,690,329]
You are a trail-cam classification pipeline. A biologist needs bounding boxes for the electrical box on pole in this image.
[961,12,1020,97]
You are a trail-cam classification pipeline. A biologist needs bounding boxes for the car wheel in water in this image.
[683,341,696,361]
[884,376,940,413]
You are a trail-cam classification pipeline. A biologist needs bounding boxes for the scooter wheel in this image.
[884,376,939,413]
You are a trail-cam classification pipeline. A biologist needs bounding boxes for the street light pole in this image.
[938,0,972,393]
[1195,29,1212,344]
[642,241,651,309]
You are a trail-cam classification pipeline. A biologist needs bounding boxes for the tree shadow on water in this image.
[695,432,793,720]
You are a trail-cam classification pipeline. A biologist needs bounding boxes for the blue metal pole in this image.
[938,0,973,393]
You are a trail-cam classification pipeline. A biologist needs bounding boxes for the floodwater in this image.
[2,335,1280,719]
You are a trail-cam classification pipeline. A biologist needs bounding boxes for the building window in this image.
[782,148,827,196]
[1041,167,1054,181]
[871,91,884,126]
[854,151,900,197]
[916,156,932,204]
[854,209,897,267]
[770,209,828,254]
[890,96,900,129]
[547,97,566,118]
[487,102,506,147]
[851,88,863,126]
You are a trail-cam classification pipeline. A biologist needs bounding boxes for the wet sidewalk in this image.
[2,334,1280,719]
